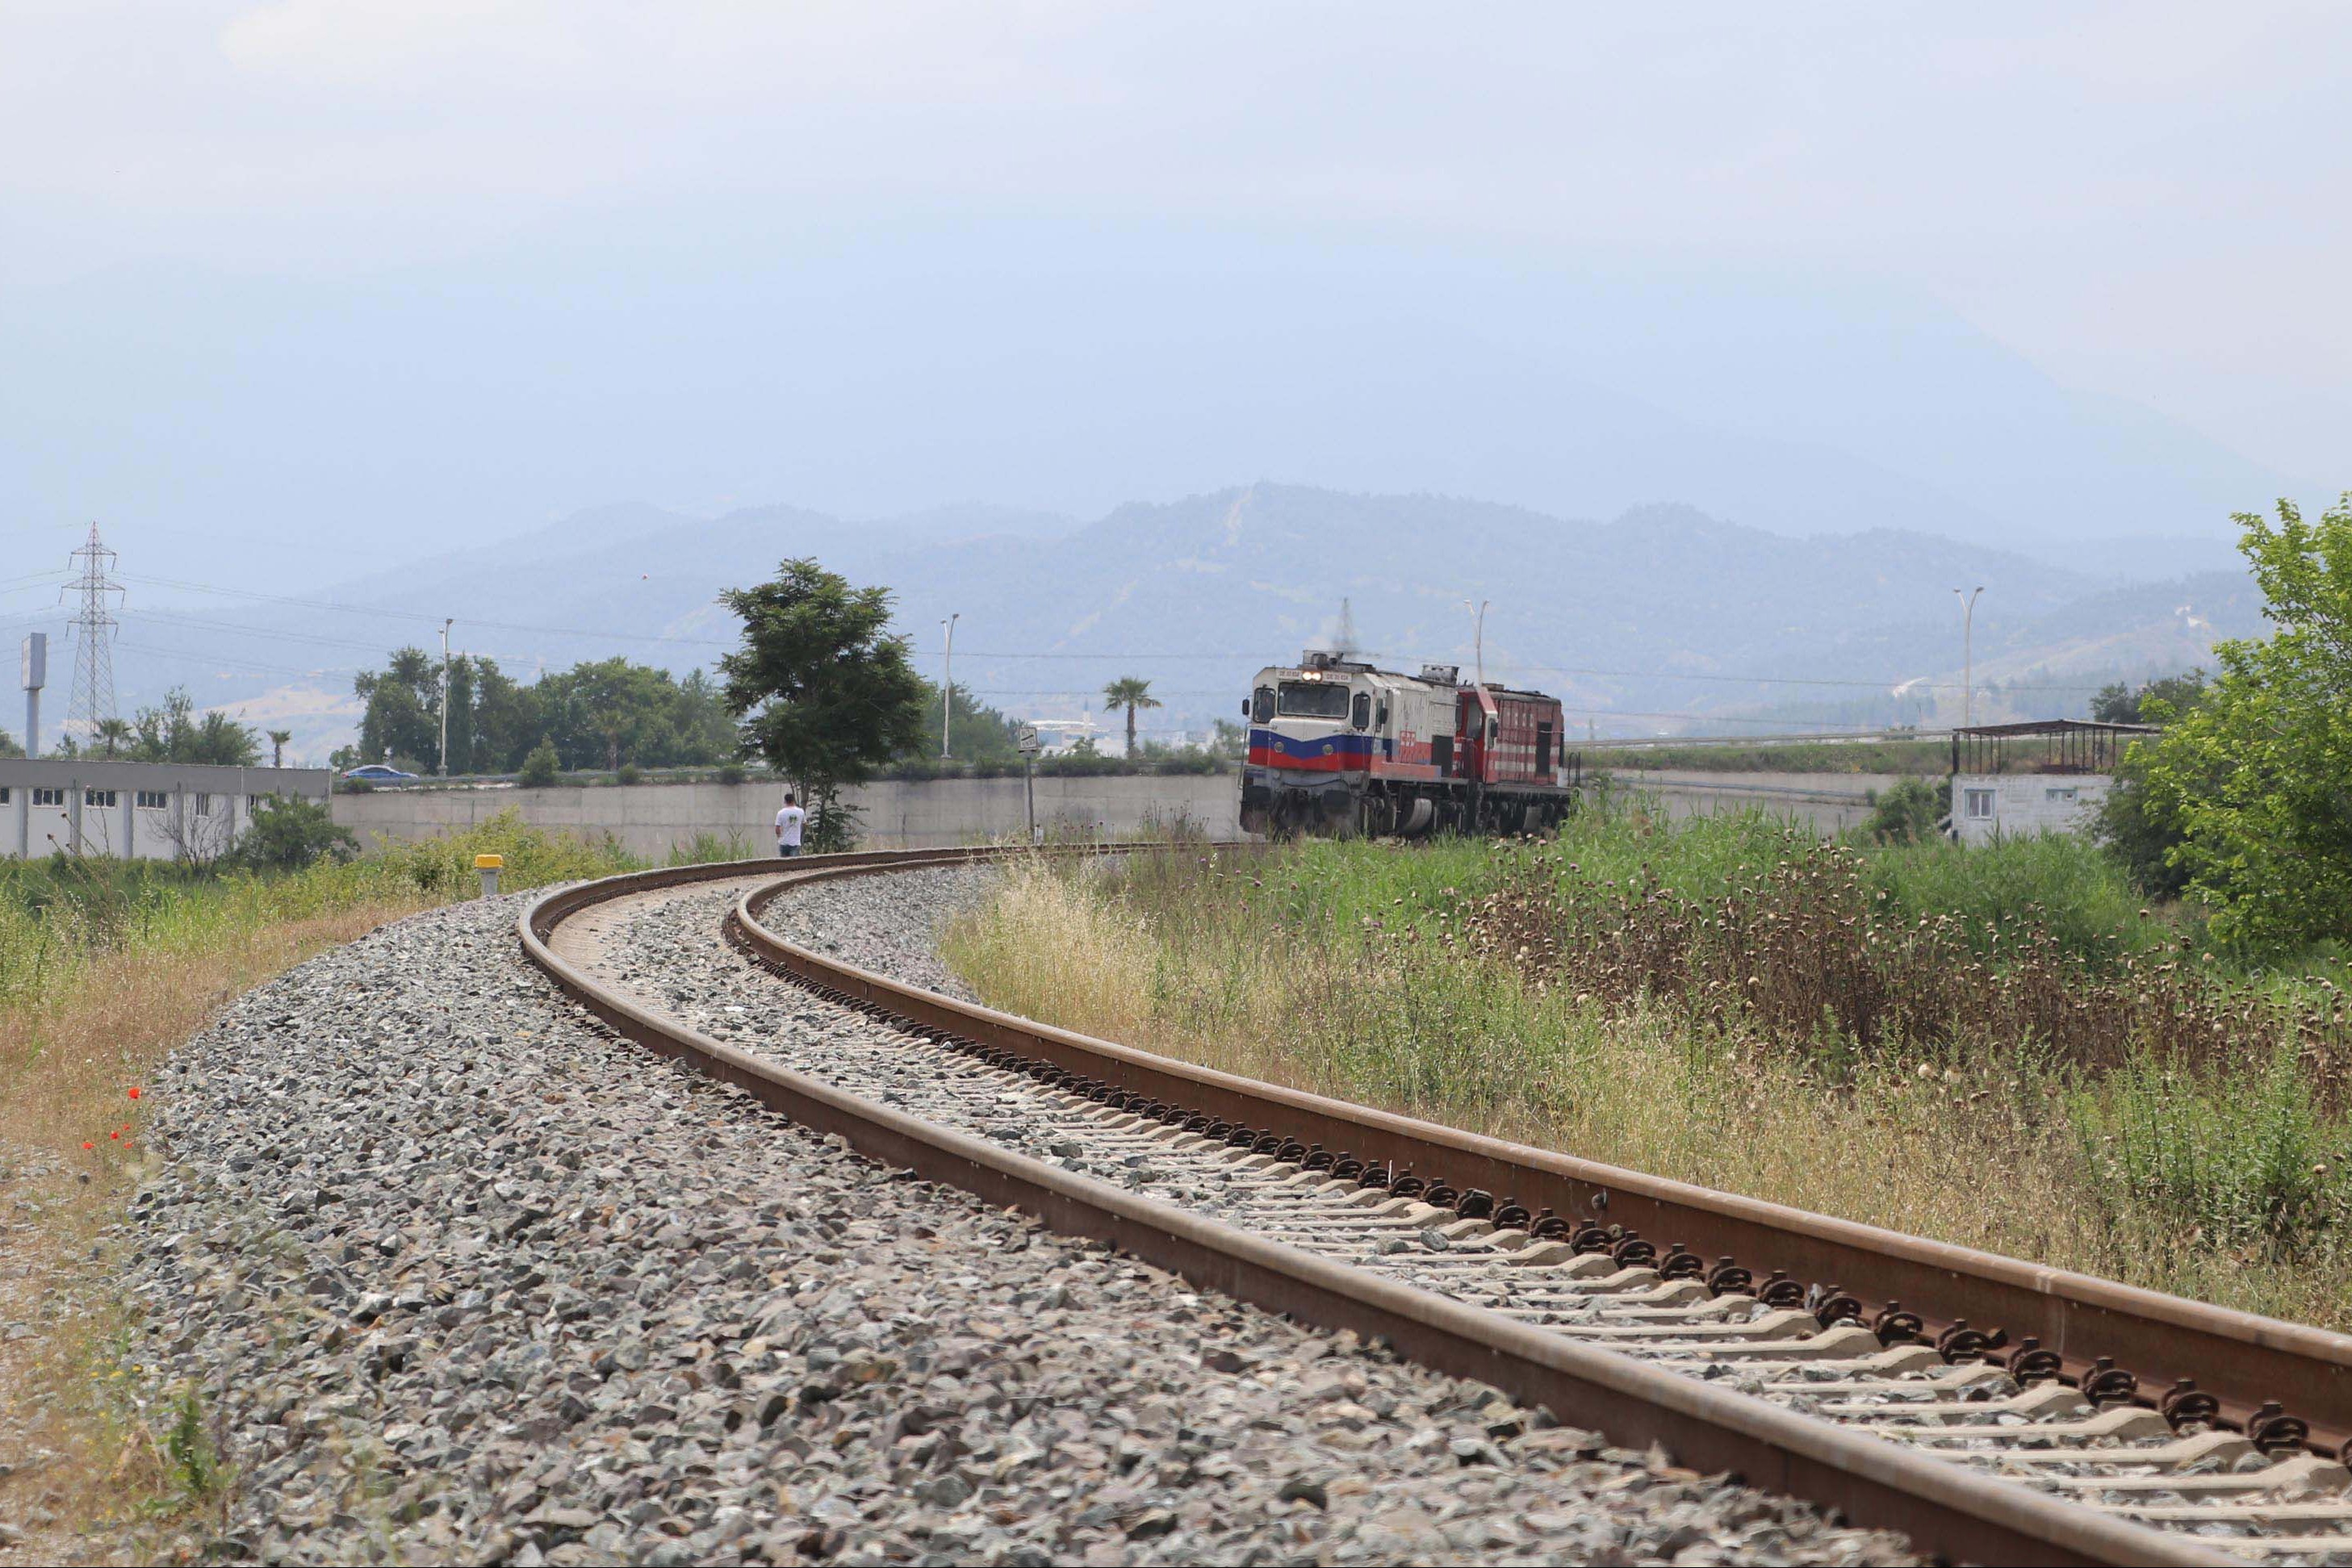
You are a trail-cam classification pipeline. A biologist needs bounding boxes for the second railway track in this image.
[524,845,2352,1566]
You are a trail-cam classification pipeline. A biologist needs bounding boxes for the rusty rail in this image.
[521,844,2279,1566]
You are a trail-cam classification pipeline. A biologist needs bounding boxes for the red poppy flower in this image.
[82,1141,94,1150]
[128,1087,141,1100]
[110,1131,120,1141]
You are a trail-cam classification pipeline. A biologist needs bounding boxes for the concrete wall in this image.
[1599,769,1910,836]
[332,773,1243,859]
[1952,771,2114,846]
[2,758,332,860]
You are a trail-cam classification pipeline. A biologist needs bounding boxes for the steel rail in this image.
[517,847,2241,1566]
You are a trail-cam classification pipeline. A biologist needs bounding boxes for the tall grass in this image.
[943,821,2352,1331]
[1,811,634,1016]
[3,810,636,1154]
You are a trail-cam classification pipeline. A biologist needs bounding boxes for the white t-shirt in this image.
[774,804,806,847]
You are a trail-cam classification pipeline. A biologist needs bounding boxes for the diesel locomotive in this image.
[1238,650,1582,838]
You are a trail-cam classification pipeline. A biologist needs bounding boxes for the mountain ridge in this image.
[101,482,2266,763]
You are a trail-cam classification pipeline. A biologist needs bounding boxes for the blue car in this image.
[341,764,420,783]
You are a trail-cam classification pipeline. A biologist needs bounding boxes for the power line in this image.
[111,567,2117,699]
[113,642,366,681]
[115,571,736,648]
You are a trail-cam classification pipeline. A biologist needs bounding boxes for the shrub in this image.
[1860,778,1948,844]
[230,796,358,873]
[2072,1049,2351,1249]
[517,738,559,789]
[616,763,642,785]
[716,763,746,786]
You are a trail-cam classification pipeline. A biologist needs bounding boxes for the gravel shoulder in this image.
[61,871,1919,1566]
[754,863,998,1002]
[567,869,1914,1565]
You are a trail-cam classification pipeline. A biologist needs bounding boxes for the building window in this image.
[85,788,118,809]
[136,790,169,810]
[33,787,65,807]
[1964,788,1995,820]
[194,792,213,817]
[0,786,8,805]
[2044,786,2078,803]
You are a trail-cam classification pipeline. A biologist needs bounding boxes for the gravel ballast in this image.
[115,879,1915,1565]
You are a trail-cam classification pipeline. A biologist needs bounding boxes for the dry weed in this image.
[943,853,2352,1333]
[0,898,429,1564]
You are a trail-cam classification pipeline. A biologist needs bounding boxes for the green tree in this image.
[128,688,261,766]
[346,647,738,776]
[94,717,132,758]
[470,657,541,772]
[670,669,738,767]
[718,559,925,851]
[354,647,441,770]
[442,656,476,774]
[563,657,678,771]
[230,795,358,872]
[266,728,292,768]
[2136,495,2352,951]
[1102,676,1161,758]
[2090,671,2208,899]
[2091,671,2208,725]
[0,725,23,759]
[914,680,1023,764]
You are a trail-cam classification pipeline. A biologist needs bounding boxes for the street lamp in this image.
[1461,598,1489,688]
[439,617,454,776]
[1953,587,1984,727]
[940,613,960,759]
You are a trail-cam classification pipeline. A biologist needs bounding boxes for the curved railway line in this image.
[523,845,2352,1566]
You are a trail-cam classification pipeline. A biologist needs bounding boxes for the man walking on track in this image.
[774,793,807,857]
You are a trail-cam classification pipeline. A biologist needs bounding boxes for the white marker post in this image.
[475,853,504,897]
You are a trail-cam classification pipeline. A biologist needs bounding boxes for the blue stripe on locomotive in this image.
[1247,729,1387,765]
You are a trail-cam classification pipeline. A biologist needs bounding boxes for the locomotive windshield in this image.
[1277,679,1352,719]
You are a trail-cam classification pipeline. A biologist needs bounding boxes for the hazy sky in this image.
[2,2,2346,582]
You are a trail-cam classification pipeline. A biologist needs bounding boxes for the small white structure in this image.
[0,759,333,861]
[1948,720,2153,846]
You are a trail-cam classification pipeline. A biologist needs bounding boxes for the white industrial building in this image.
[1948,720,2154,846]
[0,759,333,861]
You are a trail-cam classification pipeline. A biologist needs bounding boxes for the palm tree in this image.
[1102,676,1161,759]
[267,729,292,768]
[94,717,132,758]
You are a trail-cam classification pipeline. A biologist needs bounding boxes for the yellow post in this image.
[475,852,504,898]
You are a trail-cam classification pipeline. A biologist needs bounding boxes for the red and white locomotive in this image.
[1238,650,1581,838]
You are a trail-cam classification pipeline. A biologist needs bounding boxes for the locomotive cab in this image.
[1241,651,1448,838]
[1239,648,1580,840]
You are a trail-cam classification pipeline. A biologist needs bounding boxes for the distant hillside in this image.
[9,230,2313,587]
[111,484,2261,761]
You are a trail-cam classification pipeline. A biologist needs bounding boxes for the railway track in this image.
[523,846,2352,1566]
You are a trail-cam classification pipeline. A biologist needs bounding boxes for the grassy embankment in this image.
[944,813,2352,1332]
[1586,738,1952,775]
[0,813,643,1558]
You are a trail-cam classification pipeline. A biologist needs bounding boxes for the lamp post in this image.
[940,613,960,759]
[1461,598,1489,687]
[1953,587,1984,727]
[439,617,454,776]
